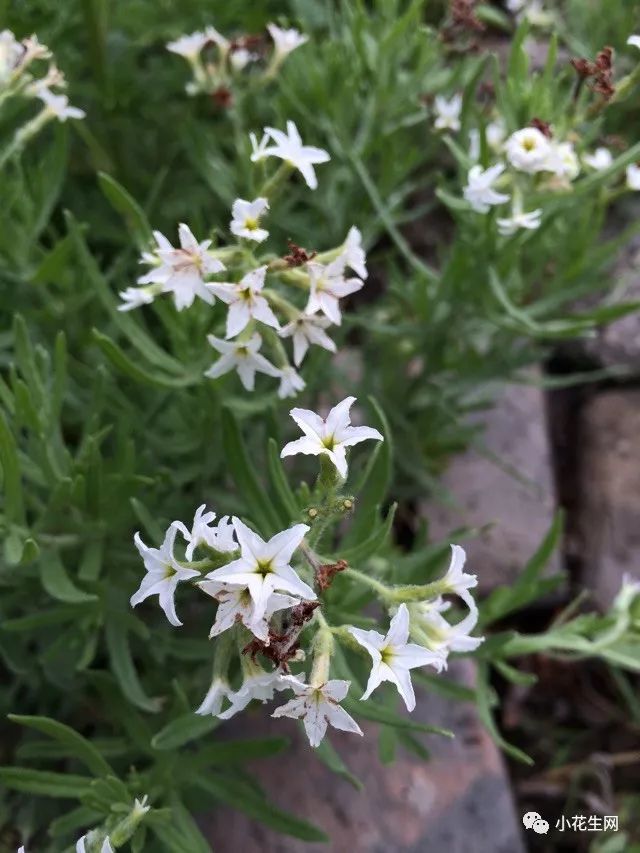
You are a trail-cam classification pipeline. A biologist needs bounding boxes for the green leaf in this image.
[480,512,564,626]
[344,697,453,737]
[98,172,151,251]
[148,802,211,853]
[191,737,289,767]
[8,714,113,777]
[194,773,329,842]
[105,620,162,713]
[475,662,533,765]
[39,554,97,604]
[0,409,24,524]
[151,713,220,751]
[0,766,92,798]
[339,502,397,564]
[314,739,363,791]
[92,329,196,388]
[221,407,280,536]
[346,396,392,545]
[266,436,300,525]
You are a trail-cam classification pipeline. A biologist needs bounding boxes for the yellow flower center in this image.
[244,217,258,231]
[256,559,274,577]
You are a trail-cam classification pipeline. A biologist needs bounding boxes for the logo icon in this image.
[523,812,549,834]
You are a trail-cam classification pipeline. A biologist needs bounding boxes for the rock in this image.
[577,389,640,608]
[200,660,525,853]
[419,375,561,591]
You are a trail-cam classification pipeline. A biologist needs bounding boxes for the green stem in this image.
[259,161,294,200]
[343,567,390,599]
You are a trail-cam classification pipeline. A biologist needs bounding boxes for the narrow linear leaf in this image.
[8,715,113,777]
[0,766,92,798]
[105,621,162,713]
[151,713,220,751]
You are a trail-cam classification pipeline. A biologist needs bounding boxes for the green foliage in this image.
[2,0,640,849]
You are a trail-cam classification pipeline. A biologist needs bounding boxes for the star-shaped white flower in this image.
[198,580,298,641]
[117,285,156,312]
[433,94,462,132]
[251,120,330,190]
[438,544,478,611]
[219,669,289,720]
[174,505,237,561]
[0,30,25,82]
[208,266,280,338]
[545,140,580,180]
[278,365,306,399]
[230,197,269,242]
[204,333,280,391]
[339,225,368,279]
[37,88,85,122]
[167,31,210,60]
[205,519,315,622]
[497,205,542,236]
[414,600,484,664]
[76,835,114,853]
[196,676,235,716]
[505,127,552,173]
[348,604,440,712]
[279,312,336,366]
[305,259,364,325]
[583,147,612,171]
[130,525,200,627]
[267,24,308,59]
[281,396,383,479]
[272,675,363,747]
[138,225,225,311]
[463,163,510,213]
[627,163,640,191]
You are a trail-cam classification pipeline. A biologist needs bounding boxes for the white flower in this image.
[76,836,114,853]
[249,130,271,161]
[305,259,364,325]
[438,544,478,611]
[613,572,640,612]
[497,205,542,236]
[348,604,440,712]
[627,163,640,190]
[279,313,336,366]
[230,197,269,242]
[204,25,230,51]
[37,88,85,121]
[174,505,237,561]
[204,333,280,391]
[130,525,200,627]
[196,676,234,716]
[628,35,640,50]
[340,225,368,279]
[267,24,308,59]
[138,225,225,311]
[117,285,156,312]
[218,669,288,719]
[468,129,481,162]
[487,119,507,151]
[273,676,363,747]
[434,94,462,132]
[0,30,24,82]
[545,140,580,180]
[463,163,510,213]
[278,365,306,398]
[205,519,315,622]
[251,120,330,190]
[414,602,484,664]
[198,580,298,641]
[230,48,258,70]
[167,31,210,60]
[505,127,552,173]
[280,395,383,479]
[209,266,280,338]
[583,147,613,171]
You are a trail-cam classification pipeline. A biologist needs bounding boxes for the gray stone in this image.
[420,375,561,591]
[577,389,640,608]
[200,660,525,853]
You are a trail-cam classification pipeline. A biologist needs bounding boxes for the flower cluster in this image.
[0,29,84,124]
[432,36,640,237]
[118,120,367,398]
[167,20,308,99]
[129,397,484,748]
